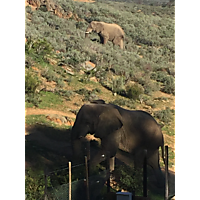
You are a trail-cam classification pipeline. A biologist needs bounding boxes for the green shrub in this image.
[25,72,40,94]
[113,165,143,195]
[126,84,144,100]
[41,68,59,82]
[25,72,42,106]
[25,169,47,200]
[154,107,174,125]
[162,76,175,95]
[57,79,66,88]
[111,76,125,94]
[110,98,136,109]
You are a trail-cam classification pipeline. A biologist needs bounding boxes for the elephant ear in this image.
[95,107,123,138]
[94,22,104,33]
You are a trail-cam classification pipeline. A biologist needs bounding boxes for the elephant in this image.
[71,101,165,187]
[85,21,125,49]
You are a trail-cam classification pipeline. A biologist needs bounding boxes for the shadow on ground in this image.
[25,124,73,171]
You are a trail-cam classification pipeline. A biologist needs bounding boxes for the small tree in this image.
[126,83,144,100]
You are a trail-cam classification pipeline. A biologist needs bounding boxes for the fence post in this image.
[106,151,110,193]
[86,141,90,176]
[69,161,71,200]
[143,149,147,197]
[85,156,90,200]
[165,146,169,200]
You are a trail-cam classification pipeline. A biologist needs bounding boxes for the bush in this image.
[41,68,59,82]
[111,76,126,95]
[25,72,42,106]
[162,76,175,95]
[126,84,144,100]
[154,107,174,125]
[25,168,48,200]
[113,165,143,195]
[25,72,40,94]
[110,98,136,109]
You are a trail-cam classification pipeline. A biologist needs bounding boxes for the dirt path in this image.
[25,108,76,118]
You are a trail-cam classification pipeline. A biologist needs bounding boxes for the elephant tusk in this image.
[85,32,90,34]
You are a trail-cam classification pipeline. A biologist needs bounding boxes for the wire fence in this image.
[26,146,171,200]
[47,170,108,200]
[31,158,109,200]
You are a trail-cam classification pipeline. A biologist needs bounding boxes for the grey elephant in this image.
[85,21,125,49]
[71,101,165,187]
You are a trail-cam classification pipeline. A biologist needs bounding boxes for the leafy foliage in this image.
[25,72,42,106]
[126,83,144,100]
[25,169,47,200]
[25,0,175,97]
[113,165,143,195]
[153,107,174,124]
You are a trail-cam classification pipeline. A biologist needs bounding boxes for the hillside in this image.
[25,0,175,199]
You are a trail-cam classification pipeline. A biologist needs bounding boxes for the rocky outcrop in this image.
[46,114,74,126]
[26,0,84,21]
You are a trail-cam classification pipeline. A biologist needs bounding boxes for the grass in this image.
[162,126,175,136]
[38,91,64,109]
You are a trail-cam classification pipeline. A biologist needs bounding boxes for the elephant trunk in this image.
[85,32,89,38]
[85,27,92,38]
[72,138,85,159]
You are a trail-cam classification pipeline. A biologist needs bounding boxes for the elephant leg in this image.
[119,39,124,49]
[100,33,109,45]
[98,33,104,44]
[132,147,146,169]
[103,36,109,45]
[113,37,123,49]
[147,149,165,188]
[89,130,120,170]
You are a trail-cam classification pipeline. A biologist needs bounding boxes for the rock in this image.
[62,65,74,75]
[167,68,175,77]
[46,57,57,65]
[31,66,39,71]
[82,61,96,71]
[46,114,73,126]
[89,77,98,83]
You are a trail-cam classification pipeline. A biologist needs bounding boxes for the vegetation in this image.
[25,0,175,99]
[25,0,175,199]
[113,165,143,195]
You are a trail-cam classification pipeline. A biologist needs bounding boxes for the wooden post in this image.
[107,152,110,193]
[165,146,169,200]
[85,156,90,200]
[143,149,147,197]
[109,157,115,172]
[86,141,90,176]
[69,161,71,200]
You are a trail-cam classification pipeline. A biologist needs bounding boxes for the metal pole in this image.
[85,156,90,200]
[107,152,110,193]
[69,162,71,200]
[143,149,147,197]
[165,146,169,200]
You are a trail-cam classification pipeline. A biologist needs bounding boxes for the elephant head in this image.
[85,21,103,38]
[71,103,123,158]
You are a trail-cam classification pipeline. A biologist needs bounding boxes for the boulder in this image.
[46,114,74,126]
[82,61,96,71]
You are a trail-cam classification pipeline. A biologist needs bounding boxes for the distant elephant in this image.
[71,102,165,187]
[85,21,125,49]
